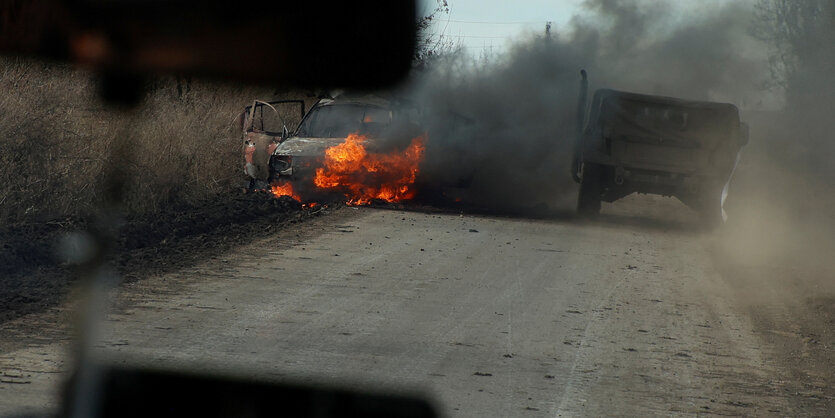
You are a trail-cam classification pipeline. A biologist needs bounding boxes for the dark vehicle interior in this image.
[297,104,393,138]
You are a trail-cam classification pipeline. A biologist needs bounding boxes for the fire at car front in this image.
[265,96,426,205]
[268,136,355,202]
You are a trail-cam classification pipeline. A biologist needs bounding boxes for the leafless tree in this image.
[752,0,835,99]
[414,0,455,64]
[753,0,835,175]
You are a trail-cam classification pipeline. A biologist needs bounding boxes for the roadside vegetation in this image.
[0,0,453,225]
[0,57,280,223]
[0,59,318,320]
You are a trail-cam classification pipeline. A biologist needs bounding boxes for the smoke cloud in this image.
[399,0,835,301]
[402,0,769,213]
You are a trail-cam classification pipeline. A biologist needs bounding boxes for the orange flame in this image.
[314,133,425,205]
[271,181,302,202]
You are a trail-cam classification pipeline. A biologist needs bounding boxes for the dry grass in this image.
[0,57,283,223]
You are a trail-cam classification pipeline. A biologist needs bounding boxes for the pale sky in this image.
[421,0,582,54]
[421,0,741,55]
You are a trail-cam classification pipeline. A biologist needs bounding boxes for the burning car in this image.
[250,94,425,204]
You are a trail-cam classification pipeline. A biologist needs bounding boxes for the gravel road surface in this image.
[1,197,833,416]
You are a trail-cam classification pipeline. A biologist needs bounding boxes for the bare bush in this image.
[0,57,277,223]
[753,0,835,175]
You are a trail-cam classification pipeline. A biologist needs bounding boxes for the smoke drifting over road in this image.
[404,1,835,338]
[404,0,768,212]
[402,6,835,385]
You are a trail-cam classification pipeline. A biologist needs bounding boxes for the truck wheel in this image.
[577,163,603,216]
[698,186,724,230]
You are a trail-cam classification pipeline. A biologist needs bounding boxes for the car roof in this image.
[315,94,392,109]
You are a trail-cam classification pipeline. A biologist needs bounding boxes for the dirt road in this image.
[1,197,833,416]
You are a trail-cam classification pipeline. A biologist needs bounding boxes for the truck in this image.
[572,70,748,227]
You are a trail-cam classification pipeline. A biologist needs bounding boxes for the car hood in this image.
[275,136,378,157]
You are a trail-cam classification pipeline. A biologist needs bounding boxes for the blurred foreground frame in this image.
[1,1,435,416]
[62,366,438,418]
[1,0,417,104]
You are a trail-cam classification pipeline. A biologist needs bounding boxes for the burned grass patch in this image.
[0,192,334,324]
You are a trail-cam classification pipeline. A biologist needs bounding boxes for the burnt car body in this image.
[265,95,421,199]
[573,76,748,225]
[241,99,306,190]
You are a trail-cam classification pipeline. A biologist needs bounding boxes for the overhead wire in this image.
[452,35,512,39]
[441,19,547,25]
